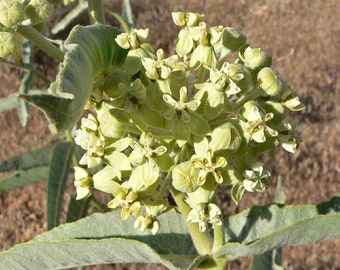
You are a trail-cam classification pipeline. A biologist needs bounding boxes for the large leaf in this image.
[217,193,340,260]
[0,210,198,270]
[0,146,53,172]
[0,166,49,194]
[250,177,285,270]
[47,142,74,230]
[21,25,128,133]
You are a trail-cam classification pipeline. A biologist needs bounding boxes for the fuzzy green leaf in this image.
[0,210,197,269]
[20,25,128,133]
[47,142,74,230]
[0,146,53,172]
[0,166,49,194]
[217,193,340,260]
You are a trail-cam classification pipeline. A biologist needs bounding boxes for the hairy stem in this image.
[88,0,106,25]
[17,25,64,62]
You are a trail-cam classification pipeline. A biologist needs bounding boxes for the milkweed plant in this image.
[0,1,339,270]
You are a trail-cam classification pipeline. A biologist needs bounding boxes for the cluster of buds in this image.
[0,0,53,57]
[73,12,305,234]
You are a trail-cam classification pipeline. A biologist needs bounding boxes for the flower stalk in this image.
[17,25,64,62]
[88,0,106,25]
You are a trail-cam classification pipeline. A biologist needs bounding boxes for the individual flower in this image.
[129,132,169,169]
[185,185,221,232]
[115,28,149,50]
[277,120,300,153]
[188,22,223,68]
[280,83,306,111]
[171,12,204,27]
[134,214,159,235]
[107,187,142,220]
[172,12,204,57]
[187,203,222,232]
[163,86,210,144]
[243,162,271,192]
[141,49,178,80]
[241,101,278,143]
[191,137,228,186]
[73,166,93,200]
[115,28,152,75]
[134,200,169,235]
[195,62,242,119]
[74,114,104,168]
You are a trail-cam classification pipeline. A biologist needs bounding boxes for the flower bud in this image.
[0,0,26,28]
[74,166,93,200]
[243,162,271,192]
[0,31,16,57]
[25,0,52,25]
[238,45,271,70]
[257,67,284,96]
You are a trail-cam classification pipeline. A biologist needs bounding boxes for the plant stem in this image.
[153,172,172,202]
[17,25,64,62]
[212,223,224,253]
[232,87,262,111]
[88,0,106,25]
[105,6,130,33]
[171,188,213,255]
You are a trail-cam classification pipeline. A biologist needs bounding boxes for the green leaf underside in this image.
[0,239,194,270]
[1,196,339,268]
[0,210,197,270]
[34,210,196,256]
[0,166,49,194]
[47,142,74,230]
[218,215,340,260]
[219,193,340,259]
[21,25,128,133]
[0,146,53,172]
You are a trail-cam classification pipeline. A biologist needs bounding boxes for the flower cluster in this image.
[73,12,305,234]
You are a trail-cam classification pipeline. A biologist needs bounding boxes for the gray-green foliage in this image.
[0,194,339,269]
